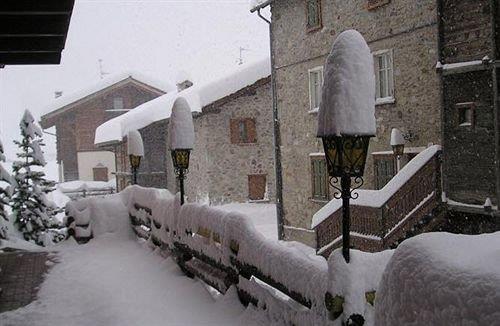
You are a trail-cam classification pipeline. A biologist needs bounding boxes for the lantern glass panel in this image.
[171,149,191,170]
[392,144,404,156]
[129,155,142,169]
[322,136,371,177]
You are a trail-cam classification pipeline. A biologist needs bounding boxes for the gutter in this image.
[253,7,285,240]
[250,0,274,13]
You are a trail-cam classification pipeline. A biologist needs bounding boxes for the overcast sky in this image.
[0,0,270,161]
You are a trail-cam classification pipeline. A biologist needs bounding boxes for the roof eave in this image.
[250,0,274,13]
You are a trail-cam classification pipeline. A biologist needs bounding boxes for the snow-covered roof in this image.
[94,58,271,146]
[317,30,376,137]
[41,72,175,120]
[312,145,441,228]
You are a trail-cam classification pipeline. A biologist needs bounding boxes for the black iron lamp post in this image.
[168,97,195,206]
[317,30,376,263]
[171,148,191,205]
[127,130,144,186]
[129,154,142,185]
[391,128,405,173]
[321,136,372,263]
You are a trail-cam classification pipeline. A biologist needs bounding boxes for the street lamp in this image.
[127,130,144,185]
[169,97,195,205]
[317,30,376,263]
[171,148,191,205]
[390,128,405,173]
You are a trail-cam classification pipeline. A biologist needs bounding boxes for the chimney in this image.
[54,91,63,98]
[175,70,193,92]
[176,80,193,92]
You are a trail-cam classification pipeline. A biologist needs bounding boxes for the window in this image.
[309,67,324,112]
[113,97,124,110]
[93,164,108,182]
[230,118,256,144]
[374,157,395,190]
[306,0,322,32]
[374,50,394,104]
[311,155,329,200]
[456,102,475,127]
[248,174,267,201]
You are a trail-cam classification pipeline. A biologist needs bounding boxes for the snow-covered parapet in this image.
[168,97,195,150]
[127,130,144,156]
[317,30,376,137]
[375,232,500,325]
[312,145,442,228]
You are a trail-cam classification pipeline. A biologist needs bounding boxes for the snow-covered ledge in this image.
[312,145,442,229]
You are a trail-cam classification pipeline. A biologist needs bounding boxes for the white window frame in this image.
[373,49,395,105]
[308,66,324,113]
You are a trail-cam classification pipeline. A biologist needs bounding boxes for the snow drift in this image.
[375,232,500,325]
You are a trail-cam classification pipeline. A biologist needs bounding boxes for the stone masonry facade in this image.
[270,0,442,246]
[185,77,276,205]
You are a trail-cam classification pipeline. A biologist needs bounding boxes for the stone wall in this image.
[271,0,441,246]
[185,78,275,205]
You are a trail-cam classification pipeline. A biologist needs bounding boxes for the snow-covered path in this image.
[0,236,269,326]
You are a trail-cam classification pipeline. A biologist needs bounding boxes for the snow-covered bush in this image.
[11,110,62,245]
[375,232,500,325]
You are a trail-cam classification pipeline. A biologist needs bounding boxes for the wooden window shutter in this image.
[248,174,266,200]
[230,119,240,144]
[246,118,257,143]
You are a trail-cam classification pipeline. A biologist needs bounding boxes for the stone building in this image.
[40,74,170,183]
[252,0,442,246]
[95,60,275,205]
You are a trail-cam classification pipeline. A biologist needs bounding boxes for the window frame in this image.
[310,154,329,201]
[305,0,322,33]
[456,102,476,128]
[308,66,324,113]
[373,49,395,105]
[230,118,257,144]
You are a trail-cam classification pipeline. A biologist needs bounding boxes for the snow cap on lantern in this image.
[317,29,376,137]
[127,130,144,157]
[169,97,195,150]
[390,128,405,146]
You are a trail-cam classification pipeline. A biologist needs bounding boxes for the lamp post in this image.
[170,148,190,205]
[390,128,405,173]
[127,130,144,186]
[168,97,195,205]
[317,30,376,263]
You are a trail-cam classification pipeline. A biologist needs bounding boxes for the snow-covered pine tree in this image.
[11,110,61,245]
[0,138,15,240]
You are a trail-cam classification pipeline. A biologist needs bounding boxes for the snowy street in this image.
[0,235,269,326]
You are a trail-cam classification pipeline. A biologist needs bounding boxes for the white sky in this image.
[0,0,270,161]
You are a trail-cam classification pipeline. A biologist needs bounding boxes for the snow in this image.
[437,60,484,71]
[312,145,441,228]
[317,30,376,137]
[57,179,116,193]
[0,236,268,326]
[375,232,500,325]
[127,130,144,156]
[42,72,175,116]
[328,249,393,325]
[390,128,404,146]
[216,203,277,240]
[94,58,271,145]
[168,97,195,150]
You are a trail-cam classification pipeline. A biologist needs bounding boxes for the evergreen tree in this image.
[0,138,15,240]
[11,110,61,245]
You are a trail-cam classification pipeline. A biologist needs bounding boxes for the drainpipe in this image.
[256,8,285,240]
[490,0,500,207]
[436,0,447,201]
